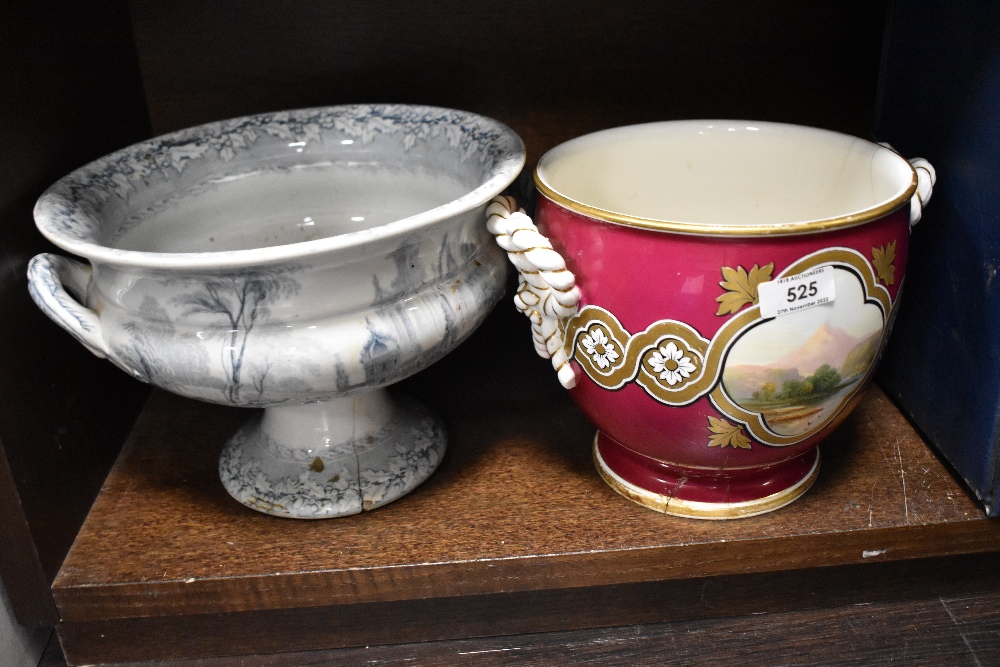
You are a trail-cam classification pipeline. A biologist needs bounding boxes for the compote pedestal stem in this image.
[219,390,446,518]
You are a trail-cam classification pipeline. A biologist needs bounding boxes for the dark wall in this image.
[0,2,151,625]
[876,0,1000,513]
[130,1,890,164]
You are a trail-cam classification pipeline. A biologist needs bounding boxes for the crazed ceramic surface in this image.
[29,104,524,518]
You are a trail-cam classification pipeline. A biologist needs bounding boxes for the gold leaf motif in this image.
[707,416,752,449]
[715,263,775,316]
[871,241,896,286]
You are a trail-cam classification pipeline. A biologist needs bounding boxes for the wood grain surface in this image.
[49,301,1000,664]
[44,575,1000,666]
[51,551,1000,664]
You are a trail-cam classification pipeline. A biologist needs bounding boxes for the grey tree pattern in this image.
[175,270,300,403]
[119,297,176,385]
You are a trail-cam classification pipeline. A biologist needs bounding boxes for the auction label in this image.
[757,266,836,319]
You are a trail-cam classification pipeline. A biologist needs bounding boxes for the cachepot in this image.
[488,120,935,518]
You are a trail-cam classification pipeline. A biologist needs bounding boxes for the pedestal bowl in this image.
[29,104,523,518]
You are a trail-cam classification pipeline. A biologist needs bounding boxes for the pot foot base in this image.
[219,393,446,519]
[593,432,819,519]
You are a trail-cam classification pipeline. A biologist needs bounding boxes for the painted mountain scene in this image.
[722,268,884,437]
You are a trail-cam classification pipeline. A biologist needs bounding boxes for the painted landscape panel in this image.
[722,268,883,437]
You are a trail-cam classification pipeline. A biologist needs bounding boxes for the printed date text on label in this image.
[757,266,836,319]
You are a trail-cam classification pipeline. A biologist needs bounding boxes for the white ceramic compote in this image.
[29,105,524,518]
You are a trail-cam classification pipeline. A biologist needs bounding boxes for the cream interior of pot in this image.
[535,121,914,227]
[44,108,518,255]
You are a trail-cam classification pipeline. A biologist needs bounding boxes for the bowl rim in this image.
[34,104,526,270]
[533,119,918,237]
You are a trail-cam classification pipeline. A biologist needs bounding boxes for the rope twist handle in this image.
[878,144,936,227]
[487,195,580,389]
[908,157,936,227]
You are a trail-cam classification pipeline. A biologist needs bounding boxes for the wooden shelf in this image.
[41,584,1000,666]
[6,3,997,665]
[51,307,1000,664]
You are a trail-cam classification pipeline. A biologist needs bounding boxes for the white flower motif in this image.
[581,326,620,370]
[648,341,696,386]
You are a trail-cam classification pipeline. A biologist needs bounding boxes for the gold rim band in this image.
[534,166,916,238]
[593,435,820,519]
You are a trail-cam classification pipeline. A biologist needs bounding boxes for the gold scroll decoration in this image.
[563,246,896,448]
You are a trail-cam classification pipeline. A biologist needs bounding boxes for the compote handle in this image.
[27,254,109,358]
[486,196,581,389]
